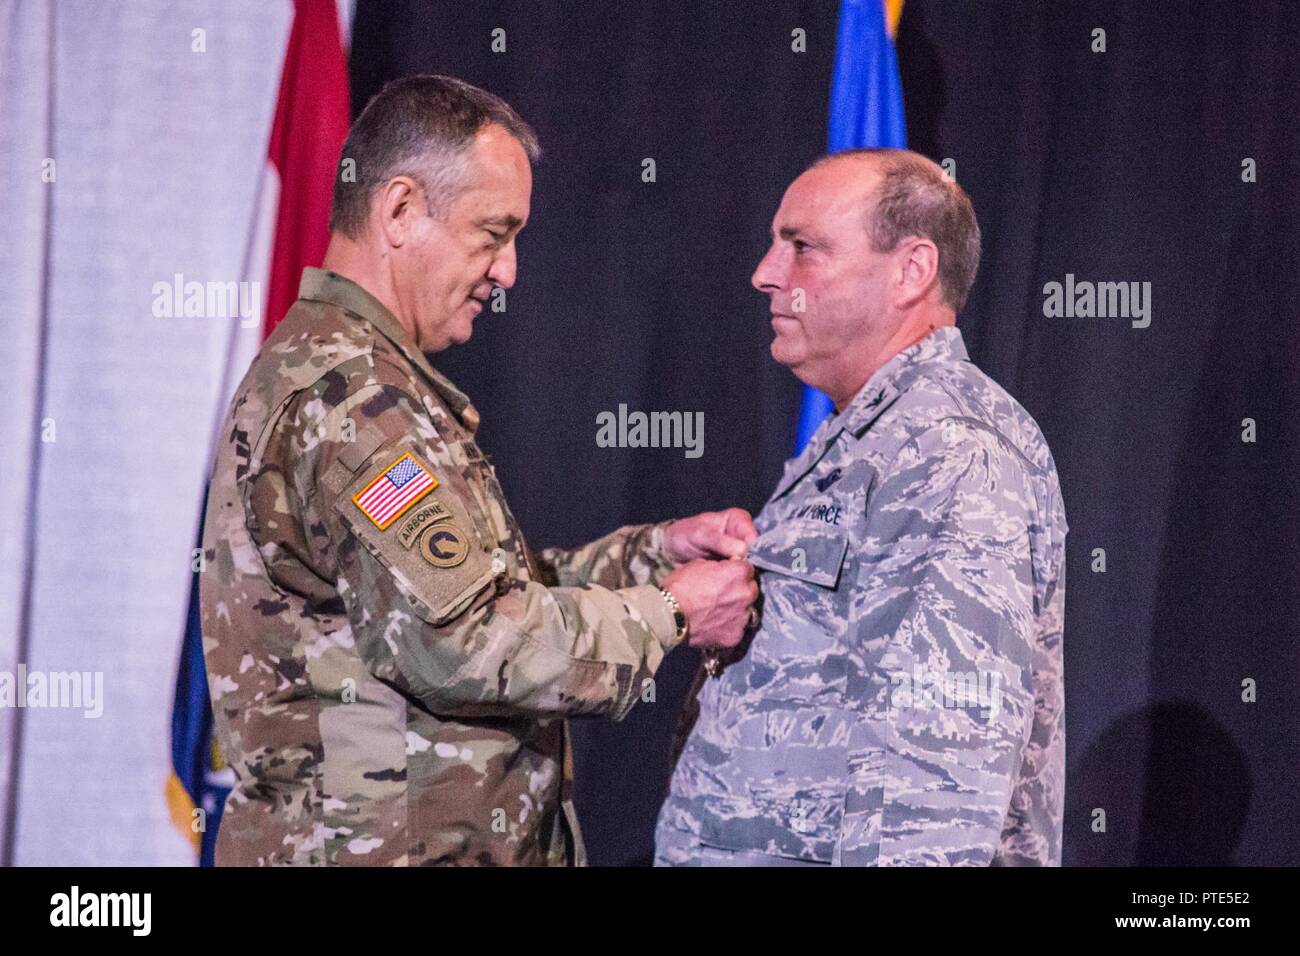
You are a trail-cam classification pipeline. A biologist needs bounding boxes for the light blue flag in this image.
[795,0,908,451]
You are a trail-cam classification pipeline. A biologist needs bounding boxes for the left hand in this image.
[663,508,759,562]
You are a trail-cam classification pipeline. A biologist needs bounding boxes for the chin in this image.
[769,337,803,369]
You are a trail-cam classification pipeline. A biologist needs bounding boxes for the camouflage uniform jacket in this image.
[656,327,1067,866]
[201,268,681,866]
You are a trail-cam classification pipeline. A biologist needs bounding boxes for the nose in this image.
[751,244,783,294]
[486,239,518,290]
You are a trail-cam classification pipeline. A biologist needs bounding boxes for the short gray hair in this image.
[330,75,540,237]
[813,148,981,313]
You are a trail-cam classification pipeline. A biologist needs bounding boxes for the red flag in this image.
[264,0,351,337]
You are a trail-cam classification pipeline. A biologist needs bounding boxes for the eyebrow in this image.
[478,215,524,231]
[776,224,826,246]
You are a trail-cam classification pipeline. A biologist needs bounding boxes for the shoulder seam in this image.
[882,373,1045,479]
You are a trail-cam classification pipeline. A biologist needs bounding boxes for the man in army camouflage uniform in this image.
[201,75,759,866]
[656,149,1068,866]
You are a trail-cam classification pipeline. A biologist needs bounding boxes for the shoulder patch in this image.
[418,523,470,568]
[352,452,439,529]
[396,498,454,549]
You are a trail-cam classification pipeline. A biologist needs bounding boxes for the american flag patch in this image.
[352,452,439,529]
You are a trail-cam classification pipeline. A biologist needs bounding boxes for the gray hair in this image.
[813,148,981,313]
[330,74,540,237]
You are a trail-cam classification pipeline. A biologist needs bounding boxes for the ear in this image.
[375,176,423,249]
[894,238,940,309]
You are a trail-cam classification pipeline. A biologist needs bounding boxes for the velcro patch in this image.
[352,452,438,529]
[396,498,454,549]
[419,523,470,568]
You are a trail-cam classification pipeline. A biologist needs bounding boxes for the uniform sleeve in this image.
[997,557,1065,866]
[836,421,1038,866]
[531,521,678,589]
[304,380,681,722]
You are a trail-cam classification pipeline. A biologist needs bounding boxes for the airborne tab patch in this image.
[397,498,453,549]
[352,452,438,529]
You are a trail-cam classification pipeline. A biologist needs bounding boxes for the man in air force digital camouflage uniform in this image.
[656,149,1068,866]
[201,76,759,866]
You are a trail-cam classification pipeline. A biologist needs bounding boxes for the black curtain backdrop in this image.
[350,0,1299,866]
[897,0,1300,866]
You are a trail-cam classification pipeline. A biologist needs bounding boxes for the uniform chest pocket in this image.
[729,521,854,700]
[448,439,521,553]
[748,521,850,587]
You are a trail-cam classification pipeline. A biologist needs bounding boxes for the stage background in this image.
[895,0,1300,865]
[351,0,1300,866]
[1,0,1295,866]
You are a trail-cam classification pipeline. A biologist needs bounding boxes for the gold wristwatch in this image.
[658,587,689,644]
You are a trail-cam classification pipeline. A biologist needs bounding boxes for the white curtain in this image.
[0,0,292,865]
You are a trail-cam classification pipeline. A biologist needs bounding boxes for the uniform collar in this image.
[837,325,968,440]
[771,326,968,500]
[297,267,480,433]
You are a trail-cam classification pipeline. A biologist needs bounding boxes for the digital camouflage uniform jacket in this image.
[657,327,1068,866]
[202,268,681,866]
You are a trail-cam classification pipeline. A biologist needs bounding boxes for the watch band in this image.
[657,587,689,644]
